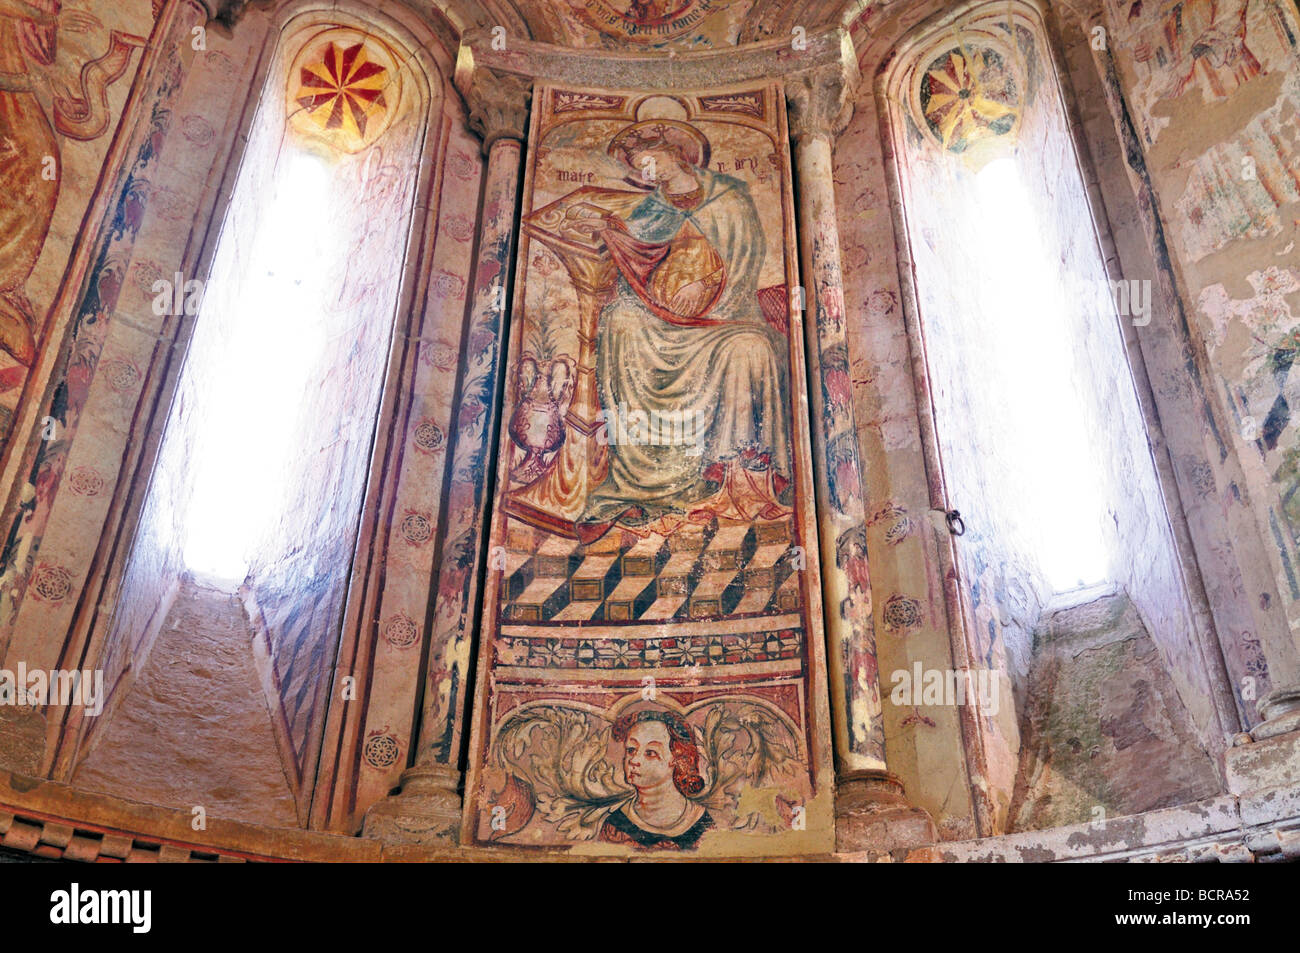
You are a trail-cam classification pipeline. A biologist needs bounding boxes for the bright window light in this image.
[968,156,1110,591]
[178,148,333,581]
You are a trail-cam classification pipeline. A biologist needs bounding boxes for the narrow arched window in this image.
[882,3,1220,829]
[72,15,432,826]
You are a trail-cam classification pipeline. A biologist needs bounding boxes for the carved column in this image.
[363,67,531,845]
[1253,685,1300,740]
[787,63,936,855]
[1224,681,1300,812]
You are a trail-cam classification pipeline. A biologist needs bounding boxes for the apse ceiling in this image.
[435,0,882,50]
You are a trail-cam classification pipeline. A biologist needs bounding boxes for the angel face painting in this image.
[479,698,811,851]
[599,711,714,849]
[465,87,835,853]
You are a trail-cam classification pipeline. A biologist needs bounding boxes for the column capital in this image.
[786,58,860,143]
[461,66,533,155]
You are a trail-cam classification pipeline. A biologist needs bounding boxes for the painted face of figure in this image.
[623,721,674,790]
[629,144,685,187]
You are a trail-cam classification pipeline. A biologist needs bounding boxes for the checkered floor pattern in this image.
[500,517,803,623]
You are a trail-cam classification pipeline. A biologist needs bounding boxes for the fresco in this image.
[1103,0,1297,144]
[877,6,1057,831]
[288,33,400,153]
[464,85,832,852]
[0,0,147,436]
[0,0,477,823]
[535,0,753,48]
[878,0,1224,825]
[1104,0,1300,654]
[0,0,171,646]
[915,44,1021,154]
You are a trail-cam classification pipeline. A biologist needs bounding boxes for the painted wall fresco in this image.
[0,0,199,671]
[238,24,426,804]
[1102,0,1300,687]
[881,7,1068,834]
[78,22,302,784]
[863,0,1224,832]
[339,101,481,830]
[97,23,420,808]
[0,0,159,659]
[463,85,833,852]
[397,131,508,781]
[0,0,225,780]
[524,0,755,49]
[0,1,472,831]
[0,0,152,443]
[73,10,466,828]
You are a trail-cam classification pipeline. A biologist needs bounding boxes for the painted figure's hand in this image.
[565,203,617,241]
[667,279,712,316]
[60,9,99,33]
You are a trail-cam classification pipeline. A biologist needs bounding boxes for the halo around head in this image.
[608,120,711,172]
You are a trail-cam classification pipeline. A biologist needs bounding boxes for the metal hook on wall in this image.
[945,509,966,536]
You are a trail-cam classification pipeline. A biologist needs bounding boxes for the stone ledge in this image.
[0,771,379,863]
[2,769,1297,862]
[1226,728,1300,794]
[911,789,1300,863]
[932,797,1242,863]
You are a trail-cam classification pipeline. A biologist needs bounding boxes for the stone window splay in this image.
[880,1,1220,832]
[72,20,427,827]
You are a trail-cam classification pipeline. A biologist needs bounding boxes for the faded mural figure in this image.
[1160,0,1262,99]
[0,0,142,367]
[0,0,61,366]
[598,710,715,849]
[625,0,674,24]
[573,120,792,542]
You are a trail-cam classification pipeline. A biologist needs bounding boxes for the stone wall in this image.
[0,0,1295,858]
[0,0,481,834]
[1008,590,1220,831]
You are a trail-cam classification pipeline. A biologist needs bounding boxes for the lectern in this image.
[503,186,650,537]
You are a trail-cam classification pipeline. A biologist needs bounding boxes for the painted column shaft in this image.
[415,132,525,768]
[789,71,886,776]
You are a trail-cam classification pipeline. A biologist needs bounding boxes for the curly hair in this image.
[612,709,705,797]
